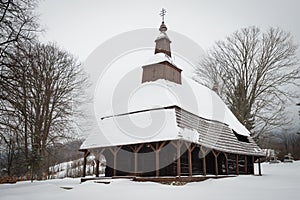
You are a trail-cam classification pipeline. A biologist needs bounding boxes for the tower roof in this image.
[159,21,168,32]
[155,9,171,57]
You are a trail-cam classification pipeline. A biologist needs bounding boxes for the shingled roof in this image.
[175,107,264,156]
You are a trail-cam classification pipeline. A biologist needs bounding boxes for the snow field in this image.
[0,161,299,200]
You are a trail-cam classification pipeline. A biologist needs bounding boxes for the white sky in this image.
[37,0,300,62]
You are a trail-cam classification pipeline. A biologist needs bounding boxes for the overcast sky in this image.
[37,0,300,61]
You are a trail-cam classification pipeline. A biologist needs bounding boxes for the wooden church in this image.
[80,13,265,178]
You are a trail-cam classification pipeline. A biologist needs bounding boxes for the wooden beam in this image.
[156,141,165,177]
[258,158,262,176]
[189,152,192,177]
[149,143,159,176]
[171,140,183,177]
[113,154,117,176]
[99,148,105,156]
[149,141,166,177]
[251,155,255,175]
[149,144,156,152]
[95,159,100,177]
[82,150,90,177]
[134,153,138,175]
[177,141,181,177]
[184,142,196,177]
[132,144,144,175]
[200,146,208,176]
[159,141,166,150]
[83,151,87,177]
[212,150,220,176]
[172,140,181,176]
[187,144,192,177]
[109,146,121,177]
[93,148,105,177]
[157,143,161,176]
[155,150,159,177]
[203,156,206,176]
[170,140,177,148]
[135,144,144,152]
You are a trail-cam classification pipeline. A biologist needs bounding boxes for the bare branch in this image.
[195,26,300,138]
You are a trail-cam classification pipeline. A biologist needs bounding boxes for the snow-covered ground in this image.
[1,161,299,200]
[48,155,104,178]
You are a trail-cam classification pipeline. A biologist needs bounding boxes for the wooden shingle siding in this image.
[142,61,182,84]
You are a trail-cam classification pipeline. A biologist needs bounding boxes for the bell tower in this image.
[141,9,182,84]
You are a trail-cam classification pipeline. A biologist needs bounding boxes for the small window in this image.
[233,130,249,143]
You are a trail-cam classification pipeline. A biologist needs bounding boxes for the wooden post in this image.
[134,153,138,175]
[171,140,183,177]
[188,148,192,176]
[153,143,160,177]
[83,152,87,177]
[130,144,144,176]
[200,146,207,176]
[251,155,255,175]
[155,151,159,176]
[109,146,121,177]
[95,159,100,177]
[236,154,239,175]
[150,142,166,177]
[93,148,105,177]
[184,142,196,177]
[113,153,117,176]
[82,150,90,177]
[212,150,220,176]
[244,155,248,174]
[203,156,206,176]
[258,158,262,176]
[177,141,181,177]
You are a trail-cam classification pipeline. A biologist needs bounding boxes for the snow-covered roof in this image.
[104,74,250,137]
[142,52,176,67]
[81,109,179,149]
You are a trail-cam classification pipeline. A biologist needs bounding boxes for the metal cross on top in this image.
[160,8,166,22]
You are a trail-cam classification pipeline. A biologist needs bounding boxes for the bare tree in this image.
[0,0,38,54]
[195,27,300,138]
[0,0,39,176]
[0,1,89,177]
[261,129,300,158]
[0,41,88,176]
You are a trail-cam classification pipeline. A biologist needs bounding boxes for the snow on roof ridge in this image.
[155,32,171,41]
[142,52,176,67]
[101,105,178,120]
